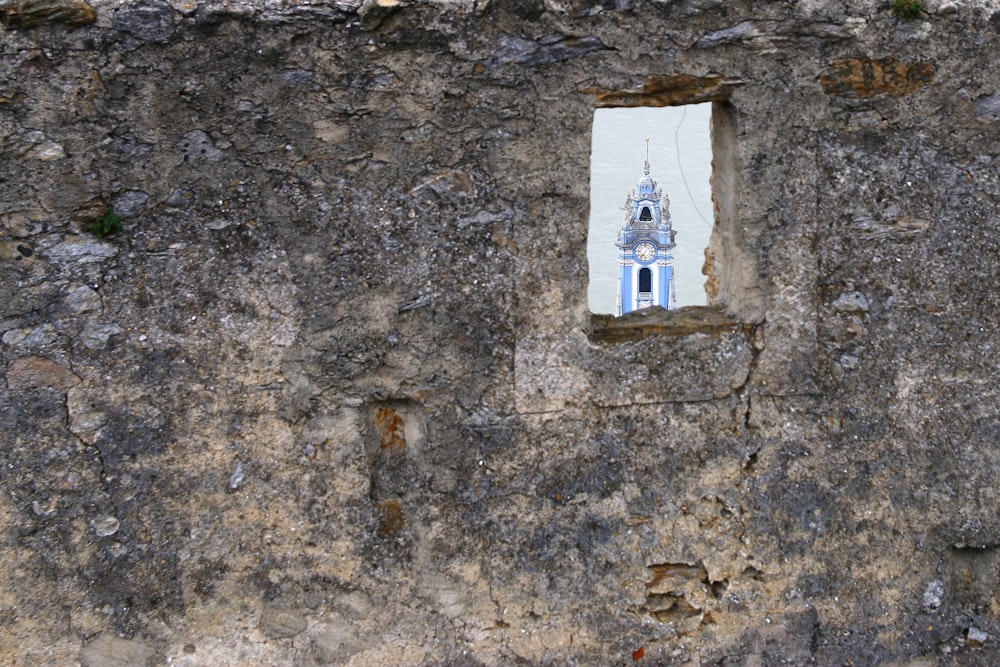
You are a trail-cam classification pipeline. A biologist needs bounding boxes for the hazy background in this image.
[588,104,714,313]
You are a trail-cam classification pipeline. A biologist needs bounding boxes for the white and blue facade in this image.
[615,159,677,316]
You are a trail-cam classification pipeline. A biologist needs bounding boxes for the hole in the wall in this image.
[587,104,714,316]
[583,74,759,340]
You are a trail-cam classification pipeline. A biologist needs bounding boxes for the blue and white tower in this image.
[615,154,677,316]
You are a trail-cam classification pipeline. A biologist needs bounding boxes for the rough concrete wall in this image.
[3,0,1000,664]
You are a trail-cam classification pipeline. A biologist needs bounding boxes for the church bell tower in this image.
[615,152,677,316]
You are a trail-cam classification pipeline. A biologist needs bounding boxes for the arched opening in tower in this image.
[638,267,652,294]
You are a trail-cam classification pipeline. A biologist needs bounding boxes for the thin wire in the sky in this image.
[674,105,713,229]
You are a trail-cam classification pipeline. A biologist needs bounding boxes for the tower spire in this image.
[615,147,675,315]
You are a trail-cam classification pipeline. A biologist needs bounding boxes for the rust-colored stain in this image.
[0,0,96,29]
[818,57,934,98]
[590,304,742,343]
[374,406,406,450]
[645,563,707,593]
[588,74,743,108]
[377,498,405,535]
[702,246,720,303]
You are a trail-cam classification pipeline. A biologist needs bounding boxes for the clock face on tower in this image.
[634,241,656,263]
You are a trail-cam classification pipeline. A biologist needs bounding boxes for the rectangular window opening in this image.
[587,103,714,317]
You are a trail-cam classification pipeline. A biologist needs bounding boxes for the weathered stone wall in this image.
[3,0,1000,664]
